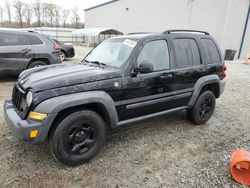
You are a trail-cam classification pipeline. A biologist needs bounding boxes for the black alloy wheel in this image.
[187,90,216,124]
[49,110,107,166]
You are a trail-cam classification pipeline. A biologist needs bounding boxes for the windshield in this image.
[84,38,137,68]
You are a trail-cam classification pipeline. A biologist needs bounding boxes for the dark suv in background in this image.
[0,30,61,77]
[51,38,75,61]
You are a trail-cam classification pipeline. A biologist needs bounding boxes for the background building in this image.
[85,0,250,59]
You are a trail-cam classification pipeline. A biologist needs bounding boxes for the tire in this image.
[49,110,107,166]
[28,61,47,69]
[60,51,66,61]
[187,90,216,125]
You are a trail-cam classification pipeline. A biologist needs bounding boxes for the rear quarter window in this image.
[28,35,44,45]
[201,38,221,64]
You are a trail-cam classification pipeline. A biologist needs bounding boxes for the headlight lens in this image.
[26,91,33,107]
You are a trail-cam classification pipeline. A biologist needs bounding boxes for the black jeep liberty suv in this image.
[4,30,226,166]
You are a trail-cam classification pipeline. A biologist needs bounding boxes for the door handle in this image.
[22,48,31,53]
[159,73,173,80]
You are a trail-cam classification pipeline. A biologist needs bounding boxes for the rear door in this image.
[0,32,31,76]
[170,36,205,105]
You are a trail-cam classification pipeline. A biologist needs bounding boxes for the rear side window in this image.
[0,33,28,46]
[137,40,170,71]
[173,38,201,68]
[28,35,43,45]
[201,38,221,64]
[47,36,57,45]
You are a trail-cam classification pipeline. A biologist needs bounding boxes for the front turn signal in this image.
[30,130,38,138]
[28,111,47,121]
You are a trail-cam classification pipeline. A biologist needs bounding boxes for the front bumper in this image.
[66,48,75,58]
[4,100,56,143]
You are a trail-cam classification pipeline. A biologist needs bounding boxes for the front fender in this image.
[34,91,119,126]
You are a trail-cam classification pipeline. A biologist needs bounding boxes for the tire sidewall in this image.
[50,110,107,166]
[28,61,47,69]
[60,51,66,61]
[192,91,216,124]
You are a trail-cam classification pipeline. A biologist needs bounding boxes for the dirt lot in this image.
[0,46,249,187]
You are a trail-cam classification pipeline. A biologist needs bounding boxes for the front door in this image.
[118,39,176,120]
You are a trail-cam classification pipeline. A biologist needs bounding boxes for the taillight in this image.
[220,64,227,80]
[54,44,61,50]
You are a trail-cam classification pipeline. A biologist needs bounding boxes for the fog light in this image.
[28,111,47,121]
[30,130,38,138]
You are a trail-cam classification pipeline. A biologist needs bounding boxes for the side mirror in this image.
[134,62,154,74]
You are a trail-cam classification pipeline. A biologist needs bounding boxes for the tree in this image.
[71,7,80,28]
[54,6,61,27]
[45,3,56,26]
[33,0,42,27]
[13,0,26,28]
[42,3,48,26]
[61,9,70,27]
[5,0,12,23]
[0,6,3,23]
[24,4,32,27]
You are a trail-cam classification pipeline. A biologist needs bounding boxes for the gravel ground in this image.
[0,47,249,187]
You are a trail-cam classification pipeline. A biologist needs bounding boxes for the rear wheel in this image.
[28,61,47,69]
[60,51,66,61]
[187,90,215,124]
[49,110,107,166]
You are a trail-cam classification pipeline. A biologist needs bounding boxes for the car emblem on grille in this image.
[20,80,24,85]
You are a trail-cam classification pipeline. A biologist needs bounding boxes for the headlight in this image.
[26,91,33,107]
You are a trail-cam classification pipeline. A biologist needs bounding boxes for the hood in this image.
[18,64,121,92]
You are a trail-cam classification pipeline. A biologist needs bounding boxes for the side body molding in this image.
[34,91,119,126]
[188,74,221,106]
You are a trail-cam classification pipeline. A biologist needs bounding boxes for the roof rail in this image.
[163,30,209,35]
[27,30,37,33]
[127,32,154,35]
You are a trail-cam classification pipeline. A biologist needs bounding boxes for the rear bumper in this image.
[219,80,226,96]
[4,100,56,143]
[65,48,75,58]
[51,51,62,64]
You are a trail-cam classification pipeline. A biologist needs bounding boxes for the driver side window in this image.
[137,40,170,71]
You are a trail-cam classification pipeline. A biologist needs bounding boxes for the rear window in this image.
[52,38,61,45]
[201,38,221,64]
[46,36,57,45]
[28,35,43,45]
[0,33,28,46]
[173,38,201,68]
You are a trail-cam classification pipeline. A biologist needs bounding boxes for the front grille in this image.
[12,84,25,112]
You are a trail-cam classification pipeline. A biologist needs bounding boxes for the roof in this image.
[0,28,40,36]
[72,27,123,37]
[114,33,158,39]
[84,0,119,11]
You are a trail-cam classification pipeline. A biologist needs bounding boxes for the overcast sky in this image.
[0,0,110,22]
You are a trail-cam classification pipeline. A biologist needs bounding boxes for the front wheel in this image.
[49,110,107,166]
[187,90,216,124]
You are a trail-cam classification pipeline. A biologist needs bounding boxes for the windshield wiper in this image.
[83,60,106,68]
